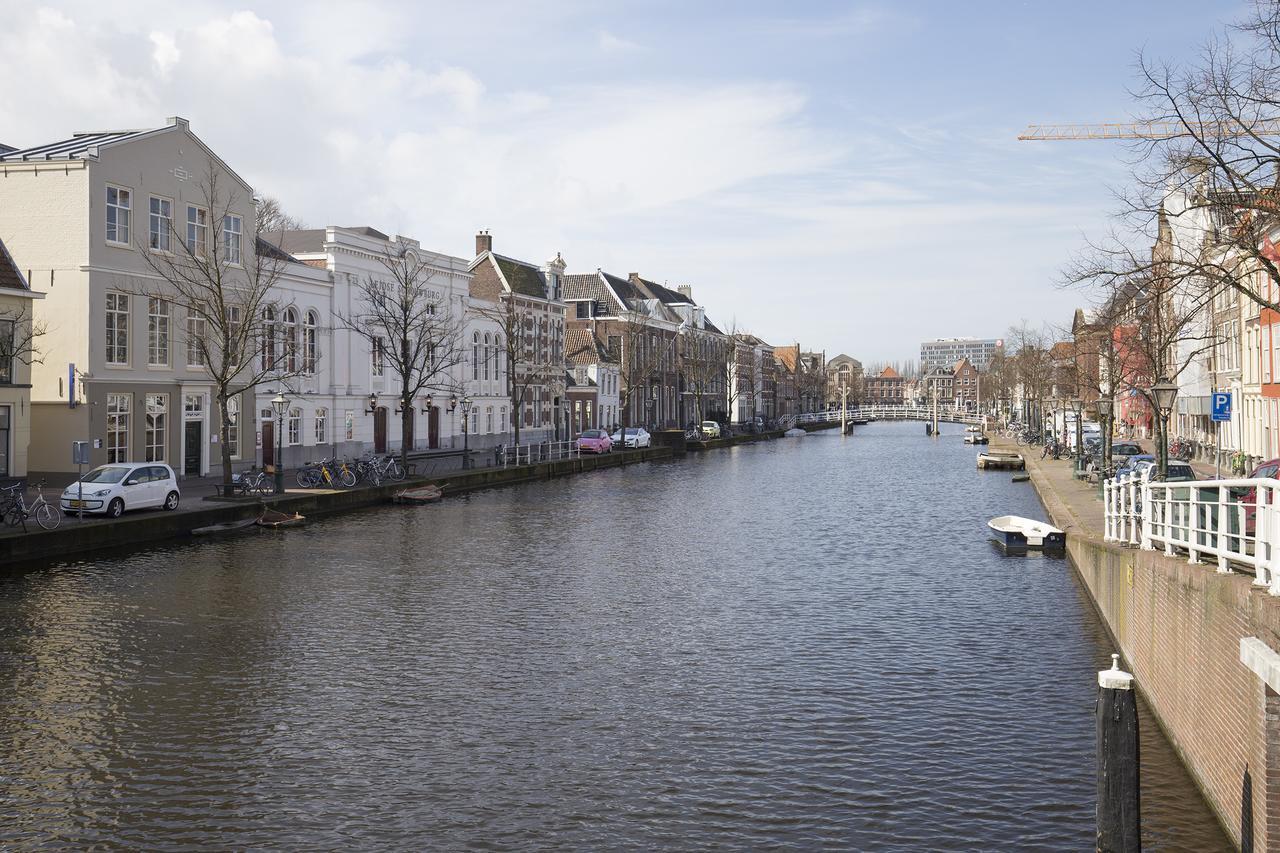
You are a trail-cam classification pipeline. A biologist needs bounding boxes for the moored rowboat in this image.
[987,515,1066,550]
[256,508,305,528]
[191,517,257,536]
[977,451,1024,470]
[393,484,443,505]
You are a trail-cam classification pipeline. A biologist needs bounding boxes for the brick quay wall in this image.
[1012,438,1280,850]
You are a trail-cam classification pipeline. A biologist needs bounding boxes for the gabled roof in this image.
[0,237,30,291]
[493,255,550,299]
[878,366,900,378]
[632,275,691,306]
[566,327,611,366]
[564,272,623,315]
[0,129,152,162]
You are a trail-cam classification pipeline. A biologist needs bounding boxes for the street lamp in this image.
[364,392,378,415]
[1096,396,1114,475]
[1071,398,1084,474]
[270,392,288,494]
[460,395,473,469]
[1151,377,1179,480]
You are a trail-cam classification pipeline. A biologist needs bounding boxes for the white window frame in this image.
[372,336,385,379]
[145,393,168,462]
[315,407,328,445]
[147,297,170,367]
[187,314,207,368]
[107,393,130,463]
[106,292,129,365]
[148,195,173,252]
[287,408,302,446]
[222,214,242,265]
[186,204,209,257]
[344,409,354,441]
[106,185,132,246]
[226,396,240,460]
[303,310,318,374]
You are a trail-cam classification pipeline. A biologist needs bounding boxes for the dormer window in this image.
[575,301,592,319]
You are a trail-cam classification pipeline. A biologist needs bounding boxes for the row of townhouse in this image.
[0,117,839,480]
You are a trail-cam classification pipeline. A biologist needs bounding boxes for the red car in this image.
[576,429,613,454]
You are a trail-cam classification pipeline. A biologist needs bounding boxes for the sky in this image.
[0,0,1249,362]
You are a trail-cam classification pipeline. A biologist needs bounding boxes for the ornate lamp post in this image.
[1071,397,1085,474]
[460,395,473,469]
[1096,396,1114,475]
[364,393,378,414]
[270,392,288,494]
[1151,377,1179,481]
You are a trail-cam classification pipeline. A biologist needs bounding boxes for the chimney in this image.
[677,284,693,302]
[475,230,492,256]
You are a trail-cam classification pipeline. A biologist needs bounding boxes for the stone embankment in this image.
[1002,436,1280,850]
[0,423,842,568]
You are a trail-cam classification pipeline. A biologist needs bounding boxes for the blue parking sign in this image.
[1212,391,1232,422]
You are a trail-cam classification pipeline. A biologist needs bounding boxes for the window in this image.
[303,311,318,374]
[186,205,208,256]
[223,214,242,264]
[344,409,354,440]
[372,337,385,378]
[145,393,167,461]
[315,407,328,444]
[483,333,491,381]
[486,406,493,433]
[576,301,591,319]
[148,196,172,251]
[225,396,239,458]
[106,186,131,245]
[184,394,204,418]
[148,298,170,366]
[0,320,13,384]
[288,408,302,445]
[283,308,298,373]
[187,314,207,367]
[106,292,129,365]
[261,306,277,371]
[472,332,480,380]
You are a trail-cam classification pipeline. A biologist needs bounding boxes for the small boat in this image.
[963,428,989,445]
[977,451,1025,470]
[1011,473,1031,483]
[988,515,1066,550]
[256,507,306,528]
[393,484,444,504]
[783,428,807,438]
[191,517,257,536]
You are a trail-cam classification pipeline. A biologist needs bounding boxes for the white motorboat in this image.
[963,427,989,445]
[784,428,806,437]
[987,515,1066,550]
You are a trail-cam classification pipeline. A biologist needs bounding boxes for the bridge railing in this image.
[793,406,984,425]
[1103,473,1280,594]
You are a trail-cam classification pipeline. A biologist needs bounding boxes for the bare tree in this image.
[137,168,304,487]
[680,326,724,427]
[609,307,668,432]
[338,247,466,470]
[0,304,46,378]
[475,297,561,446]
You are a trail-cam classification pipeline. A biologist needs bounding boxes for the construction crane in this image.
[1018,119,1280,140]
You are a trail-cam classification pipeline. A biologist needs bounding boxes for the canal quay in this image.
[0,422,1228,850]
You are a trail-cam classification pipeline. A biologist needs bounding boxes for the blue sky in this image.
[0,0,1246,362]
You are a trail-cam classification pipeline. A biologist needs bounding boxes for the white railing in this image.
[1103,474,1280,594]
[794,406,985,426]
[499,440,582,468]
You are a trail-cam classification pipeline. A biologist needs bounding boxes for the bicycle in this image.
[236,467,274,496]
[3,480,62,531]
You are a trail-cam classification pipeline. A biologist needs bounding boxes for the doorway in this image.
[428,406,440,449]
[262,421,274,468]
[184,420,202,476]
[374,407,388,454]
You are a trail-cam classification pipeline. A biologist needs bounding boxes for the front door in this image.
[262,421,274,469]
[374,407,388,454]
[184,421,202,476]
[428,406,440,449]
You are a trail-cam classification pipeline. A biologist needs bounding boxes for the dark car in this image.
[1110,442,1146,465]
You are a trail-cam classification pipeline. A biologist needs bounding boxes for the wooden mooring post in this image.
[1097,653,1140,852]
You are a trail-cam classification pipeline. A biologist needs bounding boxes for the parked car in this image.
[61,463,180,518]
[1132,460,1197,483]
[576,429,613,454]
[700,421,721,438]
[611,427,652,448]
[1110,442,1147,466]
[1238,458,1280,535]
[1115,454,1156,478]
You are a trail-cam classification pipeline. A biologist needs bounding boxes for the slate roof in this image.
[277,229,326,255]
[494,255,549,299]
[0,144,15,156]
[564,273,622,315]
[0,237,29,291]
[0,129,152,162]
[256,237,301,265]
[634,276,691,306]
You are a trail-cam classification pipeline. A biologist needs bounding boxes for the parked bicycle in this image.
[235,466,274,497]
[297,457,357,489]
[1,480,62,531]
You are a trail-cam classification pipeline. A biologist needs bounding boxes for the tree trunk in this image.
[217,390,234,486]
[401,396,413,470]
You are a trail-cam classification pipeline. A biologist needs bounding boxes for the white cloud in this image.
[597,30,642,53]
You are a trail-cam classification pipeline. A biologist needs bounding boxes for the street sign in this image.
[1212,391,1233,422]
[72,441,90,465]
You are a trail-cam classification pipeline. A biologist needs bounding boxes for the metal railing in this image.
[1103,473,1280,594]
[499,440,582,468]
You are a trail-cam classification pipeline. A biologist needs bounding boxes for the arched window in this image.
[303,310,318,374]
[472,331,480,381]
[483,332,491,381]
[495,336,504,385]
[261,306,276,371]
[283,307,298,373]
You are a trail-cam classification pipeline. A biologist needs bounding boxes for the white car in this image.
[700,421,722,438]
[61,462,181,518]
[611,427,652,448]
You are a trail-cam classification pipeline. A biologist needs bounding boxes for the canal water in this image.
[0,421,1229,850]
